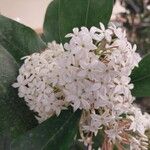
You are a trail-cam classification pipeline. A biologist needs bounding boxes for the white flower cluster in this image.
[13,42,66,122]
[13,23,150,149]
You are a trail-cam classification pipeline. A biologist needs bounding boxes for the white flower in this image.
[13,23,147,149]
[98,22,113,42]
[109,23,127,40]
[78,59,104,81]
[105,123,122,143]
[143,112,150,129]
[128,106,147,135]
[90,23,113,42]
[113,76,134,95]
[90,26,101,41]
[98,62,117,83]
[47,41,64,58]
[91,109,115,126]
[12,42,67,122]
[63,79,91,111]
[65,27,79,38]
[94,91,113,109]
[130,137,141,150]
[83,121,100,135]
[64,27,97,54]
[127,44,141,68]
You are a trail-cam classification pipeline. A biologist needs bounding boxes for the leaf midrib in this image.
[0,45,34,135]
[41,113,75,150]
[85,0,91,26]
[58,0,62,43]
[0,32,27,57]
[58,0,91,42]
[132,74,150,83]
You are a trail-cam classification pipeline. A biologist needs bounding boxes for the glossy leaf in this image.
[43,0,113,43]
[0,135,11,150]
[93,130,104,149]
[0,15,46,64]
[11,109,81,150]
[0,15,48,139]
[0,45,38,139]
[131,54,150,97]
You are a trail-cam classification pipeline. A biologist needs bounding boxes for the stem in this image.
[102,135,113,150]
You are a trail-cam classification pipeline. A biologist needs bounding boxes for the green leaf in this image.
[43,0,113,43]
[0,15,47,139]
[0,135,11,150]
[131,54,150,97]
[0,15,46,64]
[69,141,86,150]
[11,109,81,150]
[93,130,104,149]
[0,45,38,139]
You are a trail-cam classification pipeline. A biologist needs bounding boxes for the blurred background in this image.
[0,0,52,32]
[112,0,150,56]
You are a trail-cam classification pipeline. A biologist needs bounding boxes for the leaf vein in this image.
[58,0,62,43]
[132,74,150,83]
[41,113,74,150]
[0,33,27,57]
[85,0,91,26]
